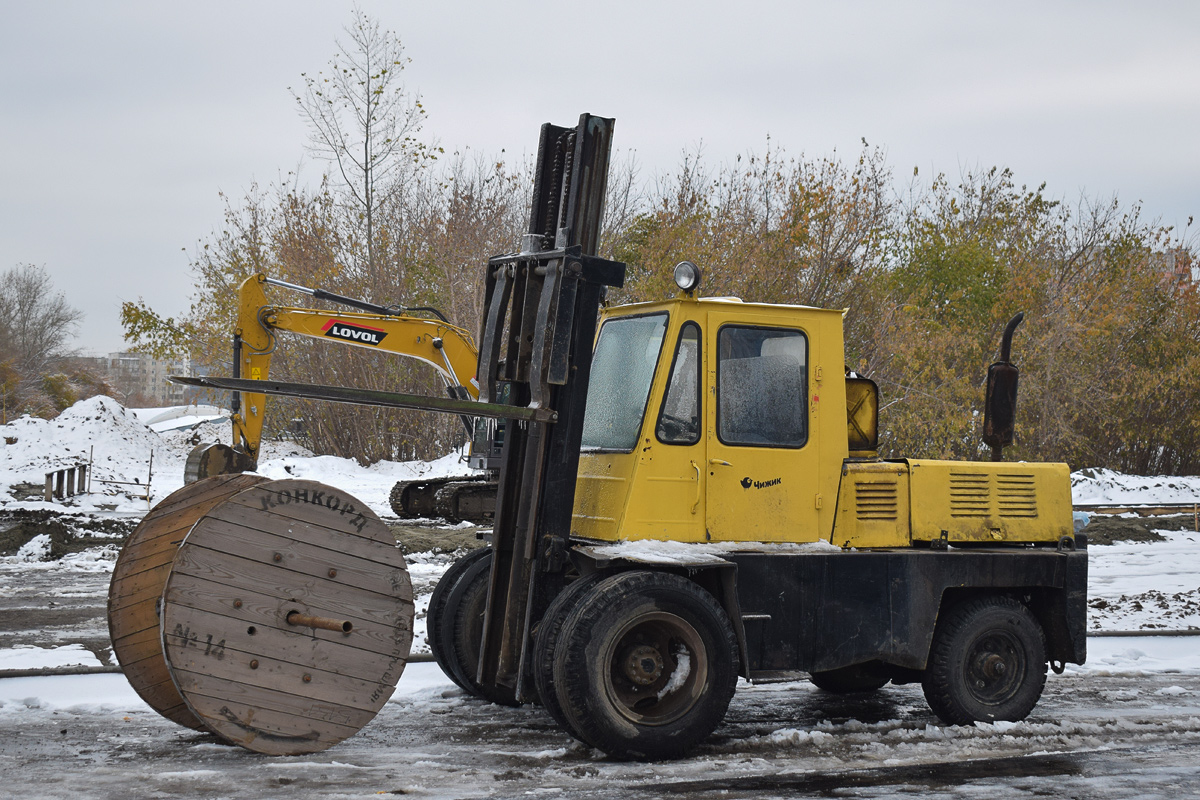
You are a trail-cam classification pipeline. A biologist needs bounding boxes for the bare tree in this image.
[0,264,84,417]
[291,8,430,277]
[0,264,82,376]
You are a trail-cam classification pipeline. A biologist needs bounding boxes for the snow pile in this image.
[0,396,187,509]
[14,534,50,561]
[1073,468,1200,505]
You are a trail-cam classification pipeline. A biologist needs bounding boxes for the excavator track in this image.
[389,475,497,524]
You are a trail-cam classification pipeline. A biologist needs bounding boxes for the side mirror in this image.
[846,377,879,455]
[982,313,1024,461]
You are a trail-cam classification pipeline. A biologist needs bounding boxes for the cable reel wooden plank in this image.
[159,479,414,755]
[108,473,267,731]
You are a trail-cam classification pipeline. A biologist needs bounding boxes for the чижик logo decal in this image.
[741,476,782,490]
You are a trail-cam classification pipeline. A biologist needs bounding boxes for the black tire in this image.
[809,662,890,694]
[427,548,491,691]
[922,595,1047,725]
[554,571,739,761]
[443,553,519,706]
[532,573,605,733]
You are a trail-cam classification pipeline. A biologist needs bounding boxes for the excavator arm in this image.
[185,273,481,482]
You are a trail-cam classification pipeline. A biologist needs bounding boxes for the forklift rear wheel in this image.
[922,595,1047,725]
[554,571,739,760]
[427,547,491,692]
[532,573,604,733]
[809,662,890,694]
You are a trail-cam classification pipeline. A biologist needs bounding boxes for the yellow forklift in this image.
[145,114,1084,761]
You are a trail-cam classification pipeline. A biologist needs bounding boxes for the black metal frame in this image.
[728,545,1088,676]
[472,115,626,702]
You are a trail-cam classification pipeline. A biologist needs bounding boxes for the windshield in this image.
[580,313,668,451]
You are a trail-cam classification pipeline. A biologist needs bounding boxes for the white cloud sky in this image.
[1,0,1197,354]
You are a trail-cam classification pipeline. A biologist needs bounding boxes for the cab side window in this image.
[656,323,701,445]
[717,326,807,447]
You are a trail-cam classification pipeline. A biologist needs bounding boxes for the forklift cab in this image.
[571,284,851,545]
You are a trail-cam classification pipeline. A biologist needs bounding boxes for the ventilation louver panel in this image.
[856,480,898,520]
[949,473,990,517]
[948,472,1039,518]
[997,473,1038,518]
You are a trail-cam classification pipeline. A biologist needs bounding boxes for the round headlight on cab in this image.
[673,261,702,293]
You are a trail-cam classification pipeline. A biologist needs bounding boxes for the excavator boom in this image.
[179,272,503,516]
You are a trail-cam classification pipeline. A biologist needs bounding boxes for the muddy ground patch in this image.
[388,522,489,555]
[0,510,136,559]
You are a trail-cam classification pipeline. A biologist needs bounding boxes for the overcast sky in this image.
[2,1,1198,355]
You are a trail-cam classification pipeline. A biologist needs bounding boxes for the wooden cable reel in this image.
[108,476,414,754]
[108,473,267,730]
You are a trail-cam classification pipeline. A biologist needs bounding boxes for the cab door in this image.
[616,320,708,542]
[703,315,822,542]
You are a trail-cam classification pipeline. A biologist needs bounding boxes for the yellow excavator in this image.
[183,273,503,522]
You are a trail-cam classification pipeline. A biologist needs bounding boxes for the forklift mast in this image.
[473,115,625,702]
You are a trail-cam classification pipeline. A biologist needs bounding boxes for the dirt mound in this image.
[1080,514,1199,545]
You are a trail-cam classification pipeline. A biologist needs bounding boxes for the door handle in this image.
[709,459,732,467]
[690,461,701,515]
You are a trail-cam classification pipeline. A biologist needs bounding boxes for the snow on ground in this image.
[1087,529,1200,630]
[0,673,140,714]
[0,644,102,671]
[1072,467,1200,505]
[0,661,451,715]
[3,635,1197,718]
[1069,635,1200,674]
[2,397,1200,685]
[3,398,1200,795]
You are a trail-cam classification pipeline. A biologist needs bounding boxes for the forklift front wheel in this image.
[533,573,605,735]
[427,547,492,692]
[553,571,739,760]
[443,552,519,706]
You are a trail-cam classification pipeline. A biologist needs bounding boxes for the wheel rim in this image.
[603,611,707,726]
[964,629,1025,706]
